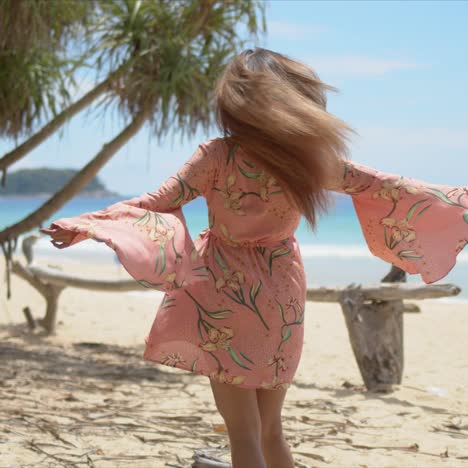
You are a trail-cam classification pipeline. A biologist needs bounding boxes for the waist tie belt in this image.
[198,228,292,248]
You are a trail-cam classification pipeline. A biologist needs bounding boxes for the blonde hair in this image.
[214,48,354,231]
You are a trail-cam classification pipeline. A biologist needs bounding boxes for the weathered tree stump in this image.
[338,265,408,392]
[339,284,404,391]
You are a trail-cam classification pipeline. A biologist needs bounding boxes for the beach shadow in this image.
[292,379,466,418]
[362,392,466,417]
[293,379,366,397]
[0,328,190,387]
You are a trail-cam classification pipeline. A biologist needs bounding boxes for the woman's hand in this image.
[40,227,76,246]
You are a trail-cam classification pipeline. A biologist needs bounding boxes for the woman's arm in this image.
[323,155,468,284]
[105,140,220,213]
[41,139,221,244]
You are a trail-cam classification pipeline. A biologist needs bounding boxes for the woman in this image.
[42,48,467,468]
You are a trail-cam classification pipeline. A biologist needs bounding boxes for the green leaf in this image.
[383,226,390,249]
[137,279,163,289]
[397,249,418,255]
[169,176,185,207]
[205,315,227,320]
[169,195,184,208]
[222,290,243,305]
[242,159,256,168]
[406,199,429,222]
[268,247,290,275]
[215,247,229,266]
[155,212,170,227]
[154,251,160,273]
[238,165,259,179]
[205,309,233,319]
[133,210,150,226]
[239,350,254,364]
[238,287,246,303]
[213,250,226,270]
[255,246,266,256]
[277,301,286,323]
[159,245,166,274]
[414,204,432,220]
[271,247,290,258]
[197,320,203,340]
[227,144,238,164]
[191,358,198,372]
[227,346,251,370]
[397,249,423,259]
[464,211,468,224]
[281,327,292,343]
[249,280,262,303]
[425,188,457,206]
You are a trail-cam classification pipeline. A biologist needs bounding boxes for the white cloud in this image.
[309,55,422,76]
[267,20,326,40]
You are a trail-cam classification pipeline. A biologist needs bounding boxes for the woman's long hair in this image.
[214,48,354,231]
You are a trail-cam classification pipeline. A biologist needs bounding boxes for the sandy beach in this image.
[1,255,467,468]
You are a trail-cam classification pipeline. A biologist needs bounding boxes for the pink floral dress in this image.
[47,138,468,389]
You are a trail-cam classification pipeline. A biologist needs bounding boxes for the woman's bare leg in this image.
[209,379,266,468]
[256,387,294,468]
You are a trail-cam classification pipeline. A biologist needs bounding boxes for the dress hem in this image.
[143,353,290,390]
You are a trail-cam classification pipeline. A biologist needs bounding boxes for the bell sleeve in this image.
[333,159,468,284]
[43,139,221,292]
[101,138,220,214]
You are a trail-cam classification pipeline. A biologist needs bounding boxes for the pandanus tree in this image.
[0,0,94,159]
[0,0,94,292]
[0,0,266,295]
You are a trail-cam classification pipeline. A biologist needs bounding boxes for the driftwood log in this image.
[10,235,144,333]
[11,235,462,336]
[14,258,460,335]
[306,282,461,302]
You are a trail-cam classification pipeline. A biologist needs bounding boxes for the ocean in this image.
[1,194,467,301]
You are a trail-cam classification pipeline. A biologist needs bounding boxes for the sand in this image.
[1,255,467,468]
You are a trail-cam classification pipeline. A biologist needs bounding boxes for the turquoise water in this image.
[0,194,364,244]
[1,195,466,299]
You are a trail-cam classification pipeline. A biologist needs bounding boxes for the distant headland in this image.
[0,168,119,198]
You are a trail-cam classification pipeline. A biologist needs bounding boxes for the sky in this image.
[2,0,468,195]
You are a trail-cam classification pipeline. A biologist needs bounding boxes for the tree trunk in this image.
[338,264,407,392]
[39,284,64,334]
[339,285,404,392]
[0,66,127,183]
[0,105,151,245]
